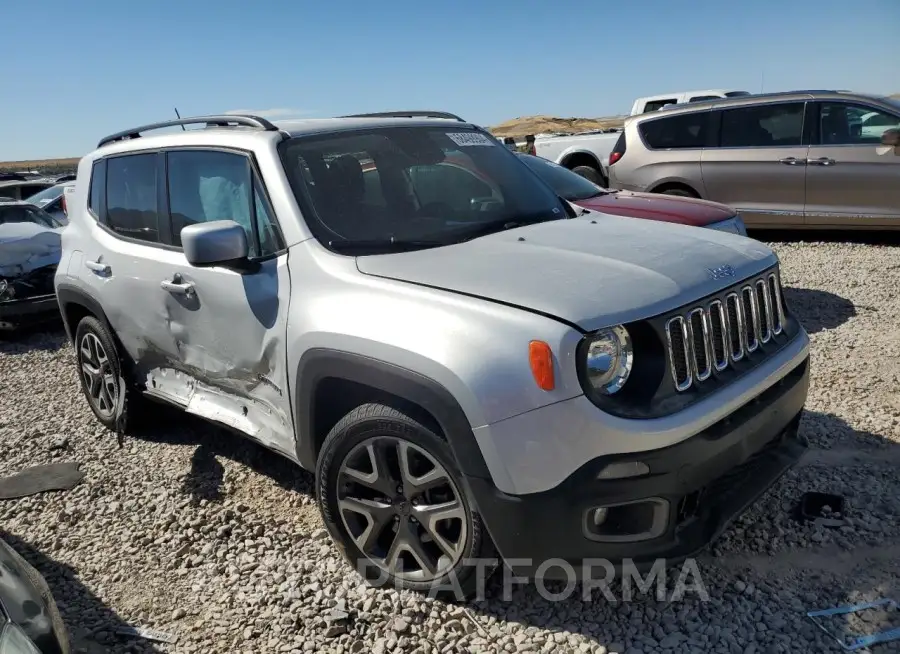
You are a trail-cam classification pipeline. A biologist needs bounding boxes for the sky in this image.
[3,0,898,161]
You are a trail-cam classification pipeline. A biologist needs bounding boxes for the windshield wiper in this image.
[457,214,569,243]
[328,238,446,254]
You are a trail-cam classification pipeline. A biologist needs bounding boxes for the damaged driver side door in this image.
[145,148,295,458]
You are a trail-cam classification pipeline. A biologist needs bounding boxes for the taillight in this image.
[609,133,626,165]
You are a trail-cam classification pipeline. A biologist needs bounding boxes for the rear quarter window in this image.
[639,111,710,149]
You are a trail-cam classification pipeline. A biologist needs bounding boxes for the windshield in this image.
[516,153,606,201]
[278,126,568,252]
[24,184,63,207]
[0,204,61,228]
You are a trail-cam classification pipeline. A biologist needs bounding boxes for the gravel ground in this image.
[1,237,899,654]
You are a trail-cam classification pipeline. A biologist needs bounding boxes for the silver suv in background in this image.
[57,111,809,597]
[607,90,900,229]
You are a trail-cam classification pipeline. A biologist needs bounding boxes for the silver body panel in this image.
[57,116,807,498]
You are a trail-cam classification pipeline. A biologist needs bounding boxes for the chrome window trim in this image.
[665,316,693,392]
[687,308,712,382]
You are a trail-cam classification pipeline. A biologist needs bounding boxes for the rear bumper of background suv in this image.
[466,351,809,578]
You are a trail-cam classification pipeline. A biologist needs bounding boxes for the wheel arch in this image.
[559,149,603,172]
[294,349,492,480]
[647,179,702,197]
[55,283,115,345]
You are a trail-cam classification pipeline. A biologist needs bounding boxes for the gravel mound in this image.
[1,239,898,653]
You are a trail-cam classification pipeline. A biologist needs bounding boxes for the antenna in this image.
[174,107,186,131]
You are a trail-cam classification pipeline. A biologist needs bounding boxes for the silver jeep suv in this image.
[55,112,810,596]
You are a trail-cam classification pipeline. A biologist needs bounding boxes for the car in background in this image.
[516,152,748,235]
[23,183,74,226]
[0,176,56,203]
[532,130,618,187]
[0,202,64,331]
[0,537,70,653]
[630,89,751,115]
[607,90,900,230]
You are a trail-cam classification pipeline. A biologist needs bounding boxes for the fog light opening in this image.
[583,498,669,543]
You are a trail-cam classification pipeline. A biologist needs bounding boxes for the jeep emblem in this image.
[707,265,736,280]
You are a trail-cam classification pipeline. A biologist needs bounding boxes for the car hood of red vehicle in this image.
[574,191,734,227]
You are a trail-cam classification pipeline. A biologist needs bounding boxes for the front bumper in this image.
[467,354,809,577]
[0,294,60,330]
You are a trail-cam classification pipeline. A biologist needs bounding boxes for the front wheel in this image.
[571,165,606,186]
[316,403,496,599]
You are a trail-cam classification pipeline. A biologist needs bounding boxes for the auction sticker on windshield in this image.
[447,132,494,147]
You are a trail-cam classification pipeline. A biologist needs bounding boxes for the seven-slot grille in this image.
[665,272,785,391]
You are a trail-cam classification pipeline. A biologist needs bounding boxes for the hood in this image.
[356,215,776,331]
[0,222,62,277]
[573,190,734,227]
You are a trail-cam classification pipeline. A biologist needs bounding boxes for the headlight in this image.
[584,325,633,394]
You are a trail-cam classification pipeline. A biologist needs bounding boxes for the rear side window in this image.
[106,154,159,242]
[88,160,105,218]
[719,102,805,147]
[639,111,710,149]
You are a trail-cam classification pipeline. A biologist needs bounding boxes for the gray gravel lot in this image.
[1,238,899,654]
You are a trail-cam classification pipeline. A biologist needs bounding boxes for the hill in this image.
[489,114,626,138]
[0,157,80,175]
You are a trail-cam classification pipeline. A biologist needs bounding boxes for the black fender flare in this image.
[294,348,492,480]
[55,283,114,344]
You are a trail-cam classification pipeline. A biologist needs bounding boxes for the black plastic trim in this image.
[341,110,465,122]
[98,114,278,148]
[465,355,809,576]
[294,349,492,480]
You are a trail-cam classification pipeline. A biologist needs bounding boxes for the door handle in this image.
[778,157,804,166]
[85,260,111,275]
[807,157,836,166]
[160,279,196,297]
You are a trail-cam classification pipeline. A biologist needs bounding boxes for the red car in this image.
[516,153,748,236]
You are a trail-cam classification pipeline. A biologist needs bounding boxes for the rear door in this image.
[804,101,900,227]
[700,101,809,227]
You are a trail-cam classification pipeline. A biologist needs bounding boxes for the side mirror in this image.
[181,220,254,270]
[881,128,900,147]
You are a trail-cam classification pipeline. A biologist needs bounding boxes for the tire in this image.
[316,403,497,600]
[571,165,606,186]
[658,187,697,198]
[74,315,140,433]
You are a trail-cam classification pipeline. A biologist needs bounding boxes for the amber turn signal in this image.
[528,340,555,391]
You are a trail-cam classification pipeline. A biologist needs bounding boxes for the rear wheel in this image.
[316,403,496,599]
[571,165,606,186]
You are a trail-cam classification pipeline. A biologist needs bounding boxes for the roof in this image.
[625,90,894,124]
[91,112,475,157]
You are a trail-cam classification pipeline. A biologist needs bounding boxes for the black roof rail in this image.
[341,110,466,122]
[97,114,279,148]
